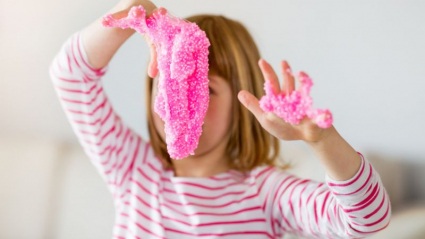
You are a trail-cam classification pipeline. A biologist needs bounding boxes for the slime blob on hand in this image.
[102,6,211,159]
[259,72,333,128]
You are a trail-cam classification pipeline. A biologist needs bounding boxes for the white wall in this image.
[1,0,424,162]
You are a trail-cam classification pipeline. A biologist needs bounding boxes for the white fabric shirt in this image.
[48,29,391,239]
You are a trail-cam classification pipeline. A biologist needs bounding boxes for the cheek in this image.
[204,95,233,133]
[151,93,166,140]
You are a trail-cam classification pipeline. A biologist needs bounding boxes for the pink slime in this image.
[259,72,333,128]
[102,6,211,159]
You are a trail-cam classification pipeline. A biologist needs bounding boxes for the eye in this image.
[208,86,213,94]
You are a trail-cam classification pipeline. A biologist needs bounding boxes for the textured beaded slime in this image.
[102,6,211,159]
[259,71,333,128]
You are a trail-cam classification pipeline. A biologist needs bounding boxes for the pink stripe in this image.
[87,141,116,159]
[161,177,250,190]
[50,67,81,83]
[333,164,373,196]
[258,168,279,193]
[304,183,324,237]
[141,141,150,165]
[60,86,103,105]
[342,184,380,213]
[105,129,134,175]
[66,54,72,73]
[364,191,386,219]
[365,182,373,194]
[67,97,107,117]
[125,207,163,227]
[353,198,390,227]
[116,129,131,156]
[115,136,133,171]
[120,212,166,239]
[76,31,106,76]
[313,189,327,233]
[123,195,159,213]
[162,215,266,227]
[272,178,299,234]
[116,136,141,187]
[255,166,274,179]
[161,202,261,217]
[208,175,234,181]
[306,199,320,238]
[262,171,288,211]
[138,167,160,187]
[82,124,115,146]
[125,188,258,216]
[326,197,335,228]
[124,189,263,218]
[321,191,331,218]
[272,218,288,237]
[147,162,161,175]
[327,152,365,187]
[288,179,310,231]
[307,183,323,205]
[164,227,273,238]
[352,182,379,207]
[100,130,132,166]
[54,82,97,94]
[298,184,309,226]
[128,177,159,199]
[74,105,112,126]
[163,192,258,209]
[350,203,390,233]
[162,184,255,200]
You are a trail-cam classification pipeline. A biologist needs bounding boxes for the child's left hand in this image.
[238,59,333,143]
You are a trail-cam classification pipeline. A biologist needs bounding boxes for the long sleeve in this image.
[261,152,391,238]
[48,30,150,204]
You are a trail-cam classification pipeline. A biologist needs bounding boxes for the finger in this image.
[238,90,266,122]
[297,71,311,91]
[258,59,280,95]
[148,7,168,18]
[281,60,295,95]
[148,43,158,78]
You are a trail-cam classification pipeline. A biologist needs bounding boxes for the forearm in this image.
[305,125,362,181]
[81,1,136,70]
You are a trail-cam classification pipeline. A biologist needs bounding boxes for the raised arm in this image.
[48,0,159,204]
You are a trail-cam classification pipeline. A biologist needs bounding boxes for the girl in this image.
[49,0,391,238]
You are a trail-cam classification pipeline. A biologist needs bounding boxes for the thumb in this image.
[238,90,265,122]
[148,44,158,78]
[145,36,158,78]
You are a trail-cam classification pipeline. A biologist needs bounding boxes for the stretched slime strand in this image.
[102,6,211,159]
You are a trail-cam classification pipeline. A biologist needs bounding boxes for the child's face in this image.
[151,73,233,159]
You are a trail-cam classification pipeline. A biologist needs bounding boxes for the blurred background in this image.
[1,0,424,238]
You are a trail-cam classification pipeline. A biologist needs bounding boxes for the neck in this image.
[171,135,231,178]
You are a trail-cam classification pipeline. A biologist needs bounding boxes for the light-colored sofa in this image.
[1,135,424,239]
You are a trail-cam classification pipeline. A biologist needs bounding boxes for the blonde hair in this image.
[146,14,291,173]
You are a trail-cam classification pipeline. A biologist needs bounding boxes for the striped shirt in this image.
[49,30,391,239]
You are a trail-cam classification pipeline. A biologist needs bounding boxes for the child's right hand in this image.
[106,0,166,78]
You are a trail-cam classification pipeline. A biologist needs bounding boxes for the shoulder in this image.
[249,165,293,188]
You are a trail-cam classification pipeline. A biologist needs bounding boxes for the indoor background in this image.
[1,0,424,238]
